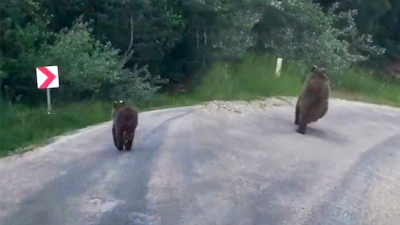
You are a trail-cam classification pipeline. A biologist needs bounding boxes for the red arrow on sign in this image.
[38,67,56,89]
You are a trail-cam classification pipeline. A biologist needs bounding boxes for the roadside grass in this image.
[332,68,400,108]
[0,95,204,157]
[1,54,399,156]
[0,101,112,157]
[192,55,304,101]
[192,54,400,107]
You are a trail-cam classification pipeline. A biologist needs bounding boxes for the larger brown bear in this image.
[295,66,330,134]
[112,101,138,151]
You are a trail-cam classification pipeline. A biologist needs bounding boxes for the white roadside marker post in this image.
[275,58,283,77]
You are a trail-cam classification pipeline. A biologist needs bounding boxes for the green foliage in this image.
[1,16,165,104]
[37,18,166,102]
[212,15,257,58]
[110,64,168,103]
[255,0,385,72]
[315,0,400,62]
[0,71,5,81]
[1,0,399,107]
[96,0,185,81]
[206,0,263,59]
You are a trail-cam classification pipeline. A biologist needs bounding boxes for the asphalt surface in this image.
[1,98,400,225]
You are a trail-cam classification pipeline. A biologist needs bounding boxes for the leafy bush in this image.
[109,64,168,103]
[210,1,262,58]
[255,0,385,72]
[2,17,166,104]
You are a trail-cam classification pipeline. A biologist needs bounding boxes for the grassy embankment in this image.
[1,55,399,156]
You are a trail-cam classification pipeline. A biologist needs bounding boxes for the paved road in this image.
[1,98,400,225]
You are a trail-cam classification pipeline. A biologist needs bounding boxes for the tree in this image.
[315,0,400,65]
[161,0,263,87]
[253,0,385,72]
[94,0,185,81]
[0,0,51,103]
[38,18,167,102]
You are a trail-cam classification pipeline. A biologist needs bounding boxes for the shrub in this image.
[256,0,385,73]
[36,17,167,103]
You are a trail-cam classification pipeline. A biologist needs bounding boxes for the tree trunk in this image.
[196,28,199,48]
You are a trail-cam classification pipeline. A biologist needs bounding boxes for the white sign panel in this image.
[36,66,59,89]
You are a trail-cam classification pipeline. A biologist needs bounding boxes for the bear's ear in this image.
[311,65,318,72]
[119,100,125,106]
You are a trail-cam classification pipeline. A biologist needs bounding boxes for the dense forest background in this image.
[1,0,399,105]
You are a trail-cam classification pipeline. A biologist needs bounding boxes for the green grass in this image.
[192,55,304,101]
[0,95,204,156]
[332,68,400,107]
[1,54,400,156]
[190,54,400,108]
[0,101,112,156]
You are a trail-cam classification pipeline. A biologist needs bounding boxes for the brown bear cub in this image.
[295,66,330,134]
[112,101,138,151]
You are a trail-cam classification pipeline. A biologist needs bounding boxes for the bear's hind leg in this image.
[125,139,133,151]
[112,126,118,148]
[295,103,301,125]
[125,131,135,151]
[297,117,309,135]
[115,128,124,151]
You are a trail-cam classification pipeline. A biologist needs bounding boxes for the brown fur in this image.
[112,101,138,151]
[295,66,330,134]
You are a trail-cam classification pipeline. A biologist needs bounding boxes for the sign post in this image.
[47,89,51,113]
[36,66,59,114]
